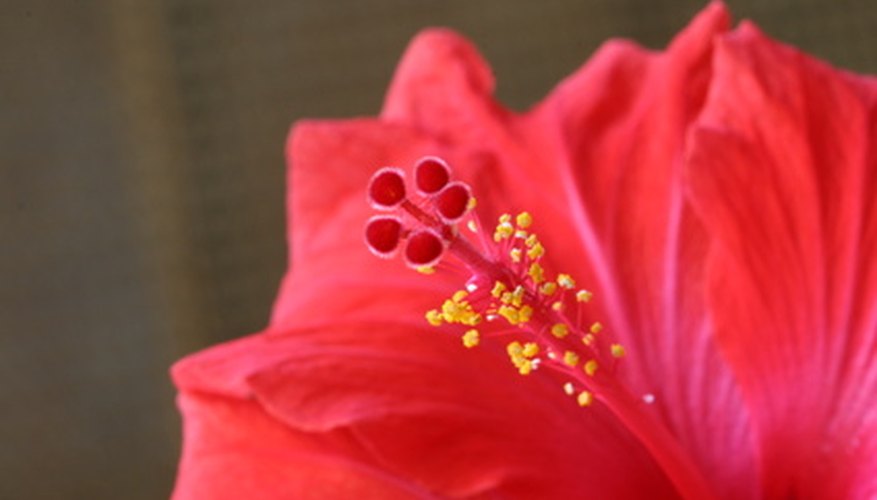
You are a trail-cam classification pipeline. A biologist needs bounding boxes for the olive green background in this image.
[1,0,874,498]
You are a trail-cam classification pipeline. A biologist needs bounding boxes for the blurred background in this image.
[1,0,874,498]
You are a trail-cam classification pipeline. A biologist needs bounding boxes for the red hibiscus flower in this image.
[171,3,877,498]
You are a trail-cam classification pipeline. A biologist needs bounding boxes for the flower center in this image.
[363,156,719,499]
[364,156,626,408]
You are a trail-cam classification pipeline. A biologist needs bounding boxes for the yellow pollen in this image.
[491,281,507,298]
[507,341,523,356]
[518,305,534,323]
[462,329,480,348]
[515,212,533,228]
[509,248,522,263]
[576,289,593,302]
[440,294,483,326]
[499,214,512,224]
[462,312,482,326]
[498,305,520,325]
[590,322,603,334]
[467,197,478,210]
[582,334,595,346]
[563,382,575,396]
[577,391,594,407]
[528,263,545,284]
[510,286,525,307]
[518,360,533,375]
[494,222,514,242]
[526,242,545,260]
[584,359,599,376]
[611,343,626,358]
[514,230,528,239]
[425,309,443,327]
[507,340,539,375]
[550,323,569,338]
[552,301,564,311]
[416,266,435,274]
[557,273,576,289]
[522,342,540,357]
[525,234,538,248]
[563,351,580,367]
[540,282,557,296]
[467,220,478,233]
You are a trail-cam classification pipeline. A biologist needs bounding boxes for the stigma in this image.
[364,156,627,409]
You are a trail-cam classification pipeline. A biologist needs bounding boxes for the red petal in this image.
[173,325,679,498]
[510,3,758,494]
[270,4,757,496]
[686,23,877,498]
[171,390,434,499]
[382,29,498,132]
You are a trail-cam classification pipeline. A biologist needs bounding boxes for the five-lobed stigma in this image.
[364,156,627,409]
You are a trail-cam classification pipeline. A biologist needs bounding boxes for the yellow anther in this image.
[425,309,443,327]
[509,248,522,263]
[439,294,482,326]
[507,341,523,356]
[576,289,593,302]
[518,305,533,323]
[563,351,580,367]
[551,301,564,311]
[467,197,478,210]
[491,281,507,298]
[500,291,513,304]
[540,282,557,296]
[499,214,512,224]
[528,263,545,284]
[525,234,538,248]
[582,334,595,346]
[584,359,599,376]
[416,266,435,274]
[516,212,533,229]
[462,329,480,348]
[526,242,545,260]
[461,311,483,326]
[493,222,514,242]
[551,323,569,338]
[611,344,626,358]
[563,382,575,396]
[518,360,533,375]
[467,220,478,233]
[522,342,540,357]
[577,391,594,407]
[498,305,520,325]
[441,299,460,321]
[557,274,576,289]
[590,322,603,334]
[510,286,525,307]
[514,230,528,239]
[506,340,538,375]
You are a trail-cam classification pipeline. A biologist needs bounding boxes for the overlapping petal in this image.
[686,22,877,498]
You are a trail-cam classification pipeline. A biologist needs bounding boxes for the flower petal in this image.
[513,3,758,495]
[686,23,877,498]
[171,390,437,499]
[173,323,679,498]
[381,28,499,135]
